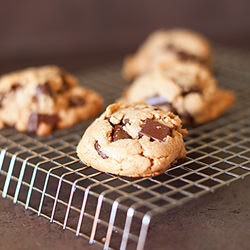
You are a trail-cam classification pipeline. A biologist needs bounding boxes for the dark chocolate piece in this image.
[57,74,71,93]
[167,44,205,64]
[146,95,177,113]
[27,113,59,132]
[112,125,131,141]
[10,83,21,91]
[69,96,85,107]
[181,85,201,96]
[94,141,108,159]
[0,92,5,108]
[146,95,168,106]
[177,51,197,61]
[36,82,53,98]
[139,118,172,142]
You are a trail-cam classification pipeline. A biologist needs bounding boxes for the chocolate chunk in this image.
[177,51,196,61]
[36,82,53,98]
[146,95,168,106]
[139,118,172,142]
[94,141,108,159]
[146,95,177,113]
[69,96,85,107]
[181,85,201,96]
[112,125,131,142]
[167,44,204,64]
[181,111,194,124]
[107,118,132,141]
[0,92,5,108]
[27,113,59,132]
[57,74,70,93]
[10,83,21,91]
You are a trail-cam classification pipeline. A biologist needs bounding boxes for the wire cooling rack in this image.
[0,48,250,250]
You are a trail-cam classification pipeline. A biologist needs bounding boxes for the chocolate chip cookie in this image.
[77,103,187,177]
[122,29,212,80]
[0,65,103,136]
[120,62,234,124]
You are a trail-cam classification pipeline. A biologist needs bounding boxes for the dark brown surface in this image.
[1,175,250,250]
[1,0,250,63]
[0,197,100,250]
[146,175,250,250]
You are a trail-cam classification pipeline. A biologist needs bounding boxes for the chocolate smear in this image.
[139,118,172,142]
[69,96,85,107]
[112,125,131,141]
[36,82,53,98]
[94,141,108,159]
[27,113,59,132]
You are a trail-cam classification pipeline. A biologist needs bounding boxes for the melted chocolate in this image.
[181,85,201,96]
[146,95,169,106]
[27,113,59,132]
[36,82,53,98]
[146,95,177,113]
[107,118,132,141]
[139,118,172,142]
[94,141,108,159]
[10,83,21,91]
[167,44,205,64]
[69,96,85,107]
[57,74,71,93]
[112,125,131,141]
[0,92,5,108]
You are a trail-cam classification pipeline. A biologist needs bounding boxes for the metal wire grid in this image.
[0,49,249,250]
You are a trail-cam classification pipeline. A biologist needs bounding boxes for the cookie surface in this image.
[122,29,212,80]
[120,62,234,124]
[0,65,103,135]
[77,103,187,177]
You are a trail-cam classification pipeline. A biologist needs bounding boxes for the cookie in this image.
[77,103,187,177]
[0,65,103,136]
[120,62,234,124]
[122,29,212,80]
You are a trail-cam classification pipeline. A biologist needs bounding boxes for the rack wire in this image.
[0,48,249,250]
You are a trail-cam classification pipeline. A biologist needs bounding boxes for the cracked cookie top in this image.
[0,65,103,135]
[77,103,187,177]
[122,28,212,80]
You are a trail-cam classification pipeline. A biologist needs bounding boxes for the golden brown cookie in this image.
[77,103,187,177]
[122,29,212,80]
[0,65,103,136]
[120,62,234,124]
